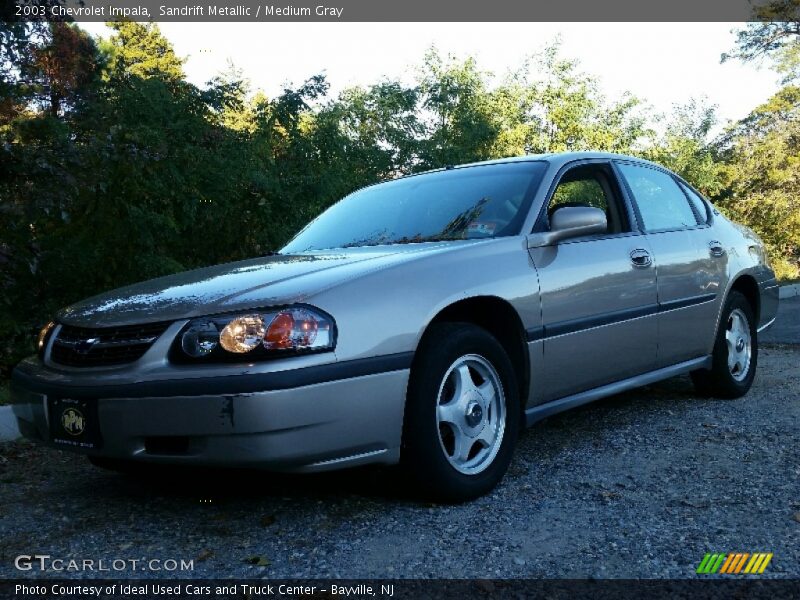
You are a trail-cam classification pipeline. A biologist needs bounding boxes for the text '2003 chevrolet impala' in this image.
[12,152,779,500]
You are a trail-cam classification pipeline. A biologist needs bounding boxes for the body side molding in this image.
[526,293,717,342]
[524,355,712,426]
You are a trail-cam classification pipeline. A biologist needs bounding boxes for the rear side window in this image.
[678,182,710,224]
[617,163,700,232]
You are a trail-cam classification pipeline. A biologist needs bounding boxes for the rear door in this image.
[528,161,659,403]
[615,161,723,367]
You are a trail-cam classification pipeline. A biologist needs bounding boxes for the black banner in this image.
[3,0,800,23]
[3,579,800,600]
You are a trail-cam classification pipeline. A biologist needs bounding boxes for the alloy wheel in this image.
[435,354,506,475]
[726,308,752,382]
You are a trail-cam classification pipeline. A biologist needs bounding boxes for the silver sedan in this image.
[11,152,779,500]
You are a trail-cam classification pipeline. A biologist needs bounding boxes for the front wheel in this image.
[401,322,520,502]
[691,290,757,399]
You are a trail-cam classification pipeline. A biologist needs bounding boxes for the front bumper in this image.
[10,357,410,472]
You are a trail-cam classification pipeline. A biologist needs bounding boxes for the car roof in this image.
[355,151,672,193]
[453,151,664,171]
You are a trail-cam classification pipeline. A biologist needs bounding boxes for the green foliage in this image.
[1,22,38,121]
[0,23,344,374]
[1,22,98,121]
[722,2,800,83]
[415,50,501,167]
[104,21,185,82]
[716,87,800,279]
[644,100,725,197]
[717,15,800,279]
[333,81,422,175]
[512,44,650,155]
[410,45,650,167]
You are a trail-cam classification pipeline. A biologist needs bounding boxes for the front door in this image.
[529,161,659,403]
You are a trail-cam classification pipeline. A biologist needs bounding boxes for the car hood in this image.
[57,242,480,327]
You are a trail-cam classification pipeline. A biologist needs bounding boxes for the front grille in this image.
[50,321,171,367]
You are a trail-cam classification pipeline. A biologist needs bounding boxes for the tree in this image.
[25,23,98,116]
[507,43,649,155]
[0,22,33,123]
[644,100,725,197]
[410,44,650,169]
[103,21,184,82]
[333,81,422,175]
[0,22,97,122]
[0,22,101,376]
[721,8,800,278]
[723,1,800,83]
[415,50,502,168]
[716,89,800,279]
[204,60,256,132]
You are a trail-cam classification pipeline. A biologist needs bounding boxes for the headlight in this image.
[174,306,335,362]
[220,315,267,353]
[36,321,56,358]
[181,320,219,357]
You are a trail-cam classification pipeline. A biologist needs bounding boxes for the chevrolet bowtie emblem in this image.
[74,338,99,354]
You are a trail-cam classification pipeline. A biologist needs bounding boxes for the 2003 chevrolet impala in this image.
[12,152,779,500]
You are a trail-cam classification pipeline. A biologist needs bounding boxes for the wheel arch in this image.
[693,271,761,398]
[417,296,530,411]
[728,273,761,324]
[710,272,761,349]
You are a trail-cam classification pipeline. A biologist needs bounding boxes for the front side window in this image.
[617,163,700,232]
[550,177,607,212]
[545,164,628,234]
[281,161,547,252]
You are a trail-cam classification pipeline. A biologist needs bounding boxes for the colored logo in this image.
[61,408,85,436]
[696,552,773,574]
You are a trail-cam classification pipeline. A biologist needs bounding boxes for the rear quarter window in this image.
[678,182,710,224]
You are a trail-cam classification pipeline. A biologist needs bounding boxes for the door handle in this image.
[709,240,726,257]
[630,249,652,268]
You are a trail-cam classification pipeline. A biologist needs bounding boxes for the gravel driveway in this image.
[1,343,798,580]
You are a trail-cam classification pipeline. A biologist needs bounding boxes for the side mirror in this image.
[527,206,607,248]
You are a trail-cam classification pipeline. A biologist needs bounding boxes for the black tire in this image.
[401,322,520,502]
[691,290,758,399]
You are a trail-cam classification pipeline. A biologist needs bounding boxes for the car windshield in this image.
[280,161,547,253]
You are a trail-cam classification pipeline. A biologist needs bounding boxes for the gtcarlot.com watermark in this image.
[15,554,194,572]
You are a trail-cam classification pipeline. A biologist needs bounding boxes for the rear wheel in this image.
[401,323,519,502]
[691,290,757,398]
